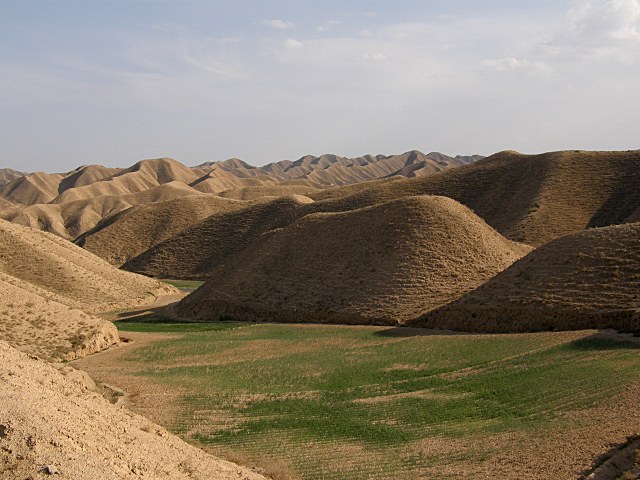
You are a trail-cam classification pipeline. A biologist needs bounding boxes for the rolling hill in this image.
[0,151,479,245]
[78,194,247,265]
[0,168,25,187]
[0,219,175,313]
[305,150,640,246]
[175,196,531,325]
[1,181,205,240]
[0,171,65,205]
[0,219,177,359]
[412,223,640,333]
[123,195,314,278]
[116,150,639,282]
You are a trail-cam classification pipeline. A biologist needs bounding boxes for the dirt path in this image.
[72,293,188,425]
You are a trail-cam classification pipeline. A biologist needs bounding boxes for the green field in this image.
[116,321,640,479]
[159,278,205,292]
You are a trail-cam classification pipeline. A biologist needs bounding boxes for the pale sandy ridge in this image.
[0,168,25,188]
[0,271,119,361]
[0,218,177,360]
[175,195,531,324]
[0,341,267,480]
[0,219,175,313]
[413,222,640,332]
[0,151,478,243]
[1,181,205,240]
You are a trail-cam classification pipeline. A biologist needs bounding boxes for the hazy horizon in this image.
[2,0,639,172]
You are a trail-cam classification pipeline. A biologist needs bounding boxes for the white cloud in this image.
[317,19,340,33]
[363,52,388,62]
[569,0,640,41]
[264,19,294,30]
[285,38,304,49]
[544,0,640,60]
[482,56,551,73]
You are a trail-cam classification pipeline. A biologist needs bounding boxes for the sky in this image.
[1,0,639,172]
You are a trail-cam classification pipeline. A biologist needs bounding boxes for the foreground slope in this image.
[176,196,531,325]
[0,342,266,480]
[0,219,175,313]
[0,272,119,361]
[77,194,246,265]
[413,223,640,332]
[314,150,640,246]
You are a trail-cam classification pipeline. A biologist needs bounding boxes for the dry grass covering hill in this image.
[124,194,314,278]
[626,208,640,223]
[58,164,121,192]
[0,219,175,313]
[176,196,531,325]
[194,150,477,188]
[311,150,640,246]
[0,342,267,480]
[413,223,640,333]
[217,183,320,201]
[189,165,276,194]
[78,195,247,265]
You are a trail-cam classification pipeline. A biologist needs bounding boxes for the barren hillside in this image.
[175,195,531,325]
[0,171,64,205]
[0,342,267,479]
[52,158,202,204]
[413,223,640,333]
[0,219,175,313]
[217,183,319,201]
[78,194,247,265]
[0,168,25,187]
[0,272,119,361]
[1,181,205,240]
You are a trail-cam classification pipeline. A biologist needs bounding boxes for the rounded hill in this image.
[413,223,640,332]
[175,195,531,325]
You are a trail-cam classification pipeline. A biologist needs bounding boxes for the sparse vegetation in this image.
[113,323,640,479]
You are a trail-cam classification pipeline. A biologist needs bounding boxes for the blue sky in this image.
[1,0,639,172]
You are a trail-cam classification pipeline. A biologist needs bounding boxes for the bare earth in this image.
[0,341,267,480]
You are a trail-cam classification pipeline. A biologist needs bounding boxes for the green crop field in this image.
[115,321,640,479]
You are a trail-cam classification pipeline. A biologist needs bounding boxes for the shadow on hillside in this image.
[375,327,466,337]
[113,301,184,322]
[567,333,640,351]
[115,312,192,325]
[577,435,640,480]
[375,328,640,349]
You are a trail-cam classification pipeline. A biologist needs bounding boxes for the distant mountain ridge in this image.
[0,150,482,239]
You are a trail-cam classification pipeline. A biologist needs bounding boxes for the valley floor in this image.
[71,314,640,480]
